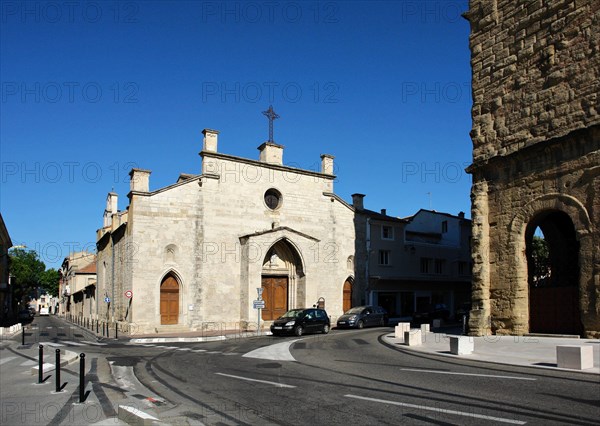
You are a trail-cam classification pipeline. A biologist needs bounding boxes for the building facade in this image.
[96,129,358,334]
[465,0,600,337]
[353,198,471,318]
[59,252,97,318]
[0,213,13,325]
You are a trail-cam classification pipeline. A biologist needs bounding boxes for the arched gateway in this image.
[261,239,304,321]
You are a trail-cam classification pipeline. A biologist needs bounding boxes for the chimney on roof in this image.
[458,211,465,218]
[129,168,151,193]
[381,209,387,216]
[320,154,334,175]
[352,193,365,211]
[258,142,284,165]
[202,129,219,153]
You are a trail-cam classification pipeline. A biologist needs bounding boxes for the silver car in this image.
[336,305,388,329]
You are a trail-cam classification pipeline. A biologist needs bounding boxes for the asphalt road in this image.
[21,317,600,425]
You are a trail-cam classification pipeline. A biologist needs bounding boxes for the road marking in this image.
[45,342,66,347]
[242,339,300,361]
[399,368,536,381]
[177,348,192,351]
[0,356,17,366]
[345,395,526,425]
[60,340,86,346]
[82,341,108,346]
[206,351,222,354]
[192,349,207,352]
[215,372,296,388]
[140,344,156,347]
[20,360,36,366]
[224,352,239,356]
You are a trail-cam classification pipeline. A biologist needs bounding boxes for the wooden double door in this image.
[261,276,288,321]
[160,276,179,325]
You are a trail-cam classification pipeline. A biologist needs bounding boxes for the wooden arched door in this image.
[160,275,179,325]
[343,280,352,312]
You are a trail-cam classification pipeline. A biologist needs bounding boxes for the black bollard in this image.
[38,345,43,384]
[79,353,86,403]
[21,326,25,345]
[115,323,118,340]
[55,349,61,392]
[96,319,98,334]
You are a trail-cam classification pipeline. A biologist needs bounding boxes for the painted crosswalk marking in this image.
[0,356,17,366]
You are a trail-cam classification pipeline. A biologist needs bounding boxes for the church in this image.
[96,115,358,334]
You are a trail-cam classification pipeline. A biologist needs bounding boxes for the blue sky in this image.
[1,0,471,269]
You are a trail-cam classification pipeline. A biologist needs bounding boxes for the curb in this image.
[30,349,79,375]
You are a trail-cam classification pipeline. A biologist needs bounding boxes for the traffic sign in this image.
[253,299,265,309]
[104,297,110,303]
[125,290,133,299]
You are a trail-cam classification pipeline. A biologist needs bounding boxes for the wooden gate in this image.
[530,285,581,335]
[160,276,179,325]
[261,276,288,321]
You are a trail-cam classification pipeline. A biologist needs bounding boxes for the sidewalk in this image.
[383,325,600,375]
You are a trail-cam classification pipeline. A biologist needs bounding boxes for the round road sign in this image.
[125,290,133,299]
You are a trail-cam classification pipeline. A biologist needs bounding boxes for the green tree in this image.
[39,268,60,296]
[9,249,59,307]
[530,236,550,286]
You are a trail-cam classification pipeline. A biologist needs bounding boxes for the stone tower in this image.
[464,0,600,337]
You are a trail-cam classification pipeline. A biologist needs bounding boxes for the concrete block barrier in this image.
[404,329,422,346]
[450,336,474,355]
[556,345,594,370]
[394,322,410,339]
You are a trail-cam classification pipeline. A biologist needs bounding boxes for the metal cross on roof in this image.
[262,105,280,143]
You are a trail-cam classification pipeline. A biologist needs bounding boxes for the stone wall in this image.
[468,0,599,162]
[466,0,600,337]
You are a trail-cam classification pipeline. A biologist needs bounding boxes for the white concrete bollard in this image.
[556,345,594,370]
[420,324,430,333]
[449,336,474,355]
[395,322,411,339]
[404,329,422,346]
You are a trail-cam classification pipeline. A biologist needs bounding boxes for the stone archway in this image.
[261,239,304,321]
[526,211,582,334]
[506,194,593,336]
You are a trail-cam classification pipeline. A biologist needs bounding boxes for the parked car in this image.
[270,308,330,336]
[336,305,388,329]
[39,307,49,316]
[413,303,450,323]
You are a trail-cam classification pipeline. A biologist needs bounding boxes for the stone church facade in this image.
[96,129,358,334]
[465,0,599,337]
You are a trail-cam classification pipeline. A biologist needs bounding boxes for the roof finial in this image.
[262,105,280,143]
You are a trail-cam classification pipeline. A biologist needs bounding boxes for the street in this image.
[2,315,599,425]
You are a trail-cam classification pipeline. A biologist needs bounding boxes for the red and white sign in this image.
[124,290,133,299]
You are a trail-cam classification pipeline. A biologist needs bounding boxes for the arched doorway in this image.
[160,274,179,325]
[343,279,352,312]
[261,239,304,321]
[525,210,581,335]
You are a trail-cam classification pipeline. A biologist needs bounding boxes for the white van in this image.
[39,307,49,316]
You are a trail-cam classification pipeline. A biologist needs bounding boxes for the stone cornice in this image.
[200,150,336,180]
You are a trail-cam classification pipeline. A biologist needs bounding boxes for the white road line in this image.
[0,356,17,366]
[20,360,36,366]
[177,348,192,351]
[192,349,207,352]
[224,353,239,356]
[215,372,296,388]
[45,342,66,347]
[60,340,86,346]
[399,368,536,381]
[140,344,156,347]
[242,339,300,361]
[206,351,222,354]
[82,341,108,346]
[345,395,526,425]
